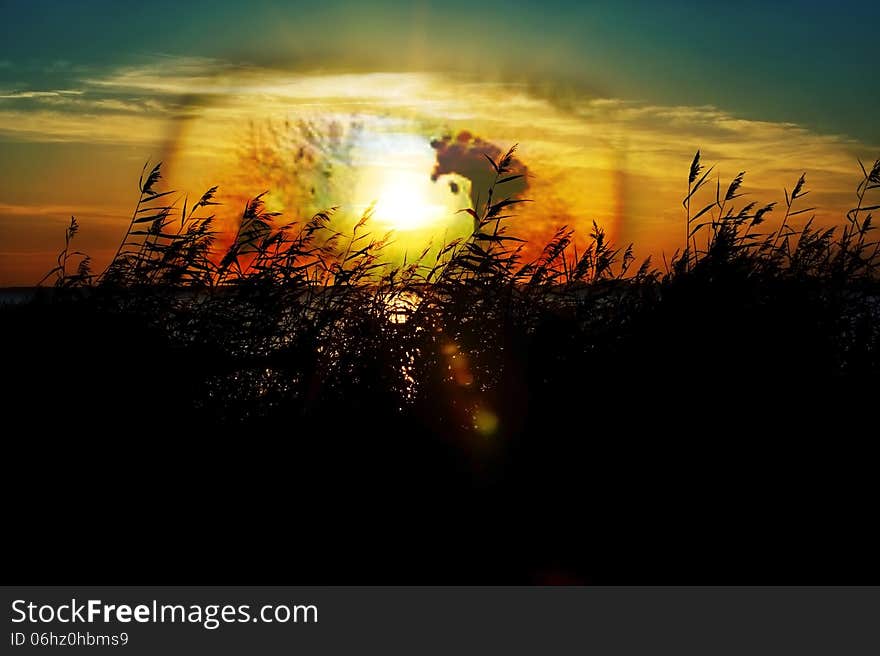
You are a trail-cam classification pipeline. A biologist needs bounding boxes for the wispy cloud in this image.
[83,56,259,95]
[0,202,126,220]
[28,94,171,114]
[0,89,84,99]
[0,108,164,144]
[1,62,872,186]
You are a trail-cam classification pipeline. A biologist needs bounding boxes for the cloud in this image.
[430,131,529,210]
[0,202,124,220]
[0,89,84,99]
[83,56,265,96]
[30,94,172,114]
[0,108,164,144]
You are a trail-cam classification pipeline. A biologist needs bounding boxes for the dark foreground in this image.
[4,271,877,584]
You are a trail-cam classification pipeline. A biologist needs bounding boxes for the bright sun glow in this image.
[372,170,449,231]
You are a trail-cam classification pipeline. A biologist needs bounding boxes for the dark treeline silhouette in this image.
[4,148,879,584]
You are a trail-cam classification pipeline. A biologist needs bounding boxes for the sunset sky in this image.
[1,0,878,284]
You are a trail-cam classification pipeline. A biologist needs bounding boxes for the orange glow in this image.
[1,69,873,285]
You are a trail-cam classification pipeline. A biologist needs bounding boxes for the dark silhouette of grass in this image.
[4,147,879,585]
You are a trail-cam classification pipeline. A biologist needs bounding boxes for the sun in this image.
[345,135,474,257]
[372,170,449,231]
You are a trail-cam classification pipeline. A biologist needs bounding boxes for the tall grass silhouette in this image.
[28,146,880,415]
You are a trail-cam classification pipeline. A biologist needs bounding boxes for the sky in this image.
[1,0,878,284]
